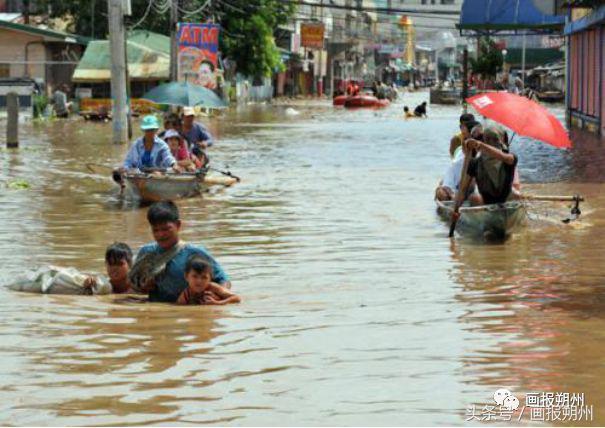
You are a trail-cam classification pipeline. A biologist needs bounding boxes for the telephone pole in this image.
[108,0,129,144]
[170,0,179,80]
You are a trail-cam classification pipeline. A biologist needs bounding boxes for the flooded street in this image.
[1,91,604,425]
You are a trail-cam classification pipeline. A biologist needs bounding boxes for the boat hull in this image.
[344,95,389,108]
[333,95,347,106]
[436,200,526,239]
[123,174,205,203]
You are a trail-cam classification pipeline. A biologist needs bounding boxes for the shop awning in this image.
[564,5,605,35]
[458,0,565,36]
[73,30,169,82]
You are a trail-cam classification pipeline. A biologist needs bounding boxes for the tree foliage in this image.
[35,0,295,79]
[469,37,503,79]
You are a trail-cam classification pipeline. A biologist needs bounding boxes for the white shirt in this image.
[442,150,466,191]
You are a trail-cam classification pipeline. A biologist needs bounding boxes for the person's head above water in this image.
[185,255,213,293]
[403,106,409,112]
[105,242,133,291]
[147,201,181,250]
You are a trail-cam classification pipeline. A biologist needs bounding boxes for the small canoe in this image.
[436,199,527,239]
[123,173,206,203]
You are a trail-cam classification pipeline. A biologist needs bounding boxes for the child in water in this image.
[403,106,415,119]
[177,255,240,305]
[8,242,135,295]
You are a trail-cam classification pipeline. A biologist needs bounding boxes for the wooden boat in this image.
[122,172,206,203]
[344,95,390,108]
[536,90,564,103]
[430,88,460,105]
[120,171,238,203]
[436,199,527,239]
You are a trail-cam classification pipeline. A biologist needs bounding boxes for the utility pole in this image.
[318,0,324,97]
[521,33,527,87]
[108,0,129,144]
[170,0,179,81]
[462,48,468,113]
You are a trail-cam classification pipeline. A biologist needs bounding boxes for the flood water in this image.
[0,91,604,425]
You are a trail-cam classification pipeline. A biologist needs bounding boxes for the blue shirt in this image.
[183,122,214,149]
[123,136,176,170]
[136,242,229,303]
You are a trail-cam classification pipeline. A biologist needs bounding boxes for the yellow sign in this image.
[80,98,159,114]
[301,23,325,49]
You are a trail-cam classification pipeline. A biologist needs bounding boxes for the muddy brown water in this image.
[0,92,604,425]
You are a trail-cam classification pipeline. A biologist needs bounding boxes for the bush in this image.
[33,94,48,119]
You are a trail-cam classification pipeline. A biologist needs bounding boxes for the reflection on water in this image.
[0,94,604,425]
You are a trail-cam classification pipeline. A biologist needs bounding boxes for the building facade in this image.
[0,20,87,94]
[565,4,605,135]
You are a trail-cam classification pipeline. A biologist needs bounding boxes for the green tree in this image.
[36,0,294,79]
[469,36,503,80]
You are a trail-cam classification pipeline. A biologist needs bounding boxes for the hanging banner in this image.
[177,23,220,89]
[301,23,324,49]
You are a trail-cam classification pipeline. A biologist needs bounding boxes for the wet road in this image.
[0,91,604,425]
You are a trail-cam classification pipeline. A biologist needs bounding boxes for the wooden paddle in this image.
[85,163,238,186]
[449,148,474,238]
[207,166,241,182]
[522,194,584,202]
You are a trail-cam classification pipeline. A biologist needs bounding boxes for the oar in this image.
[521,194,584,224]
[449,148,473,238]
[86,163,115,176]
[207,166,241,182]
[522,194,584,202]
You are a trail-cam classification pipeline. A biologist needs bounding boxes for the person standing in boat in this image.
[122,115,180,172]
[459,126,520,207]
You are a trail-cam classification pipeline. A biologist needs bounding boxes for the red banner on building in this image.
[301,23,324,49]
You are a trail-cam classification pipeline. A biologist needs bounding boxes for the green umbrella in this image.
[142,81,228,109]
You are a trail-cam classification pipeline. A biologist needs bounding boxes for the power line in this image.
[277,0,461,16]
[177,0,213,17]
[129,0,155,29]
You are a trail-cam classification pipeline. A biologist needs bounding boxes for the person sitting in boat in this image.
[158,113,182,140]
[414,102,428,118]
[462,126,520,206]
[182,106,213,150]
[435,120,481,201]
[131,201,231,303]
[122,115,181,173]
[403,106,415,119]
[7,242,135,295]
[449,113,475,158]
[176,255,241,305]
[163,129,197,171]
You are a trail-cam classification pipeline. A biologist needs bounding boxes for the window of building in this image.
[441,0,455,4]
[0,64,9,78]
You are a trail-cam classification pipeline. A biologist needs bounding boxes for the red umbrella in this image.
[466,92,572,149]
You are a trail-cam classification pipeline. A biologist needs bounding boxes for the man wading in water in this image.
[130,201,231,303]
